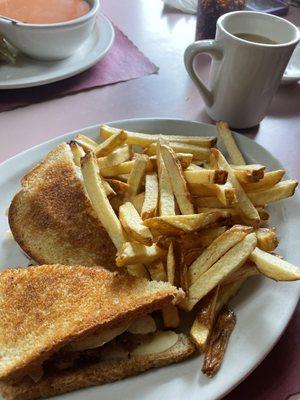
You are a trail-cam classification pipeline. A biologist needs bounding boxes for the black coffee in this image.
[234,33,278,44]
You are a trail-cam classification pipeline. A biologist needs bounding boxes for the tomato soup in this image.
[0,0,91,24]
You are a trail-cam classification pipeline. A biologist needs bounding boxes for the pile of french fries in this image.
[72,121,299,377]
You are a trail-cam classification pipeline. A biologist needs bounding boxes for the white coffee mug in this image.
[184,11,300,129]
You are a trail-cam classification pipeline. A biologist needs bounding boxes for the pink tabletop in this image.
[0,0,299,398]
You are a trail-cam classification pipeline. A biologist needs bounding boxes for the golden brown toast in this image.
[0,265,184,383]
[8,143,116,267]
[0,334,195,400]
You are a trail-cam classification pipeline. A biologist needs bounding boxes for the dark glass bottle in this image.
[196,0,245,40]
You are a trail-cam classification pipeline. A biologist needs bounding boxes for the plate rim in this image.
[0,117,299,400]
[0,14,115,90]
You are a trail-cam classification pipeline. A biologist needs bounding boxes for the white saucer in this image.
[0,14,115,89]
[282,27,300,85]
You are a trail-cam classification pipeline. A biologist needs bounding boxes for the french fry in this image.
[100,159,153,178]
[160,143,194,214]
[154,235,173,251]
[184,233,257,311]
[189,183,216,197]
[101,179,116,197]
[132,192,145,214]
[249,247,300,281]
[179,255,189,293]
[216,278,247,313]
[184,169,228,185]
[70,141,85,166]
[105,179,129,195]
[78,150,117,198]
[194,171,288,201]
[141,173,159,220]
[100,124,217,148]
[98,145,133,170]
[206,181,237,206]
[178,227,227,250]
[198,227,229,246]
[116,242,164,267]
[74,134,97,152]
[147,260,167,281]
[80,152,125,250]
[166,241,176,285]
[184,248,203,266]
[170,241,189,291]
[157,142,176,216]
[232,164,265,183]
[197,207,269,223]
[149,153,193,170]
[202,306,236,377]
[255,227,278,252]
[162,304,180,328]
[190,286,219,351]
[145,142,211,160]
[144,212,229,236]
[189,225,253,284]
[247,180,298,206]
[170,153,193,170]
[195,196,228,208]
[187,163,204,170]
[119,202,153,246]
[167,153,193,170]
[221,261,258,285]
[126,264,149,279]
[100,161,133,177]
[126,154,149,201]
[241,170,285,192]
[211,149,260,225]
[170,240,186,289]
[217,121,246,165]
[94,130,127,157]
[185,247,203,266]
[115,174,129,182]
[196,181,298,208]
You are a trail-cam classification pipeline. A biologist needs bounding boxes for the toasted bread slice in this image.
[8,143,116,267]
[0,334,195,400]
[0,265,184,383]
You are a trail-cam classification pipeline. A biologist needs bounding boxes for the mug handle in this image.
[184,40,223,107]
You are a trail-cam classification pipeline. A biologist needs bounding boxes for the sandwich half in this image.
[8,142,116,267]
[0,265,196,400]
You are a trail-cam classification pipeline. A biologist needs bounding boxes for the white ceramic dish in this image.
[0,14,114,89]
[282,28,300,84]
[0,0,99,60]
[0,118,299,400]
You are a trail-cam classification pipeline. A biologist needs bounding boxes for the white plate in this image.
[282,27,300,84]
[0,14,114,89]
[0,118,299,400]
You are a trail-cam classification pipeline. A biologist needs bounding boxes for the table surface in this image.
[0,1,299,399]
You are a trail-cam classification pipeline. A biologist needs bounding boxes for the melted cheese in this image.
[127,315,156,334]
[67,315,157,352]
[69,322,130,351]
[131,331,179,356]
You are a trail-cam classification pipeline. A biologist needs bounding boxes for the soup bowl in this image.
[0,0,99,60]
